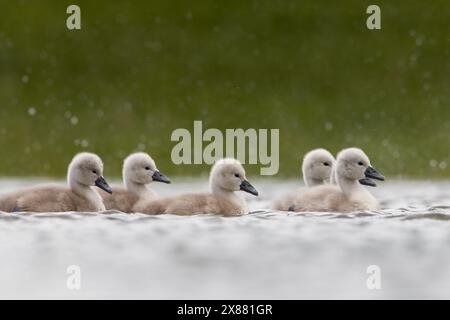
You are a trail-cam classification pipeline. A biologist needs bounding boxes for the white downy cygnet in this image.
[99,152,171,212]
[272,148,335,211]
[302,148,335,187]
[133,158,259,216]
[289,148,385,212]
[0,152,112,212]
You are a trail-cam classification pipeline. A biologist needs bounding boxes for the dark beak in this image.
[365,166,385,181]
[95,176,112,194]
[240,180,259,196]
[359,178,377,187]
[152,171,171,184]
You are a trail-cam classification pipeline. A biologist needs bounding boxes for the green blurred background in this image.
[0,0,449,179]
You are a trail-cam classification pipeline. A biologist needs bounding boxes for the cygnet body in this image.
[99,152,170,212]
[133,158,258,216]
[272,148,334,211]
[0,153,112,212]
[289,148,385,212]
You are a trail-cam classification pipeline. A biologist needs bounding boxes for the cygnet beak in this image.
[240,180,259,196]
[365,166,385,181]
[359,178,377,187]
[95,176,113,194]
[152,171,171,184]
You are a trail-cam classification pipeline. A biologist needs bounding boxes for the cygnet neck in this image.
[211,183,233,196]
[337,175,367,197]
[68,171,92,197]
[212,183,246,210]
[68,171,105,210]
[125,178,150,196]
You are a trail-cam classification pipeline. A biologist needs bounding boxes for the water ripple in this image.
[2,180,450,299]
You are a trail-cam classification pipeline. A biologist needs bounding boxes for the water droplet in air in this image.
[70,116,79,125]
[429,160,438,168]
[80,140,89,148]
[28,107,36,116]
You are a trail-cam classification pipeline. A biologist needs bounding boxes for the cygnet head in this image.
[123,152,171,186]
[302,148,335,187]
[335,148,385,186]
[209,158,258,196]
[68,152,112,194]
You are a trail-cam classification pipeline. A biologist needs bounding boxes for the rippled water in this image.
[1,178,450,299]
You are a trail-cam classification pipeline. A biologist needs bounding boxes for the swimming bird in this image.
[133,158,258,216]
[99,152,170,212]
[302,148,335,187]
[272,148,334,210]
[289,148,385,212]
[0,152,112,212]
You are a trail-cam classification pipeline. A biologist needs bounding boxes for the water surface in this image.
[1,179,450,299]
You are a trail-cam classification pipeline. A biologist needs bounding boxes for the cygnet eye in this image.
[145,166,150,170]
[358,161,364,166]
[323,162,330,166]
[92,170,97,174]
[234,173,240,178]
